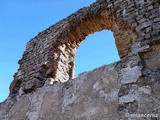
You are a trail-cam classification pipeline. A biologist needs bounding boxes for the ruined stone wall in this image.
[1,60,160,119]
[1,0,160,120]
[9,0,146,95]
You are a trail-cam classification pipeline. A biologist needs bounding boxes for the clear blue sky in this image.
[0,0,119,102]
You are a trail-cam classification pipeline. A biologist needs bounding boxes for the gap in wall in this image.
[75,30,120,77]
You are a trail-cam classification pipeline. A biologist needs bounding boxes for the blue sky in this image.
[0,0,119,102]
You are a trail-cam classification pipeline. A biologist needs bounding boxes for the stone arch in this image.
[9,0,143,95]
[1,1,160,119]
[47,5,137,83]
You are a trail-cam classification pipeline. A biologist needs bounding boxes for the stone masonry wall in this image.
[9,0,155,96]
[0,0,160,120]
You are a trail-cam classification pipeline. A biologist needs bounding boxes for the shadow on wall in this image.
[75,30,120,77]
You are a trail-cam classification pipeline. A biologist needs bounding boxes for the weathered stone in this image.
[1,0,160,120]
[118,84,131,97]
[0,64,121,120]
[120,66,142,84]
[135,21,152,32]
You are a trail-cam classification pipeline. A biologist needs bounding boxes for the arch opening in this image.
[49,14,137,83]
[75,30,120,77]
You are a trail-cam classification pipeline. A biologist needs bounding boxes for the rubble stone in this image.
[0,0,160,119]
